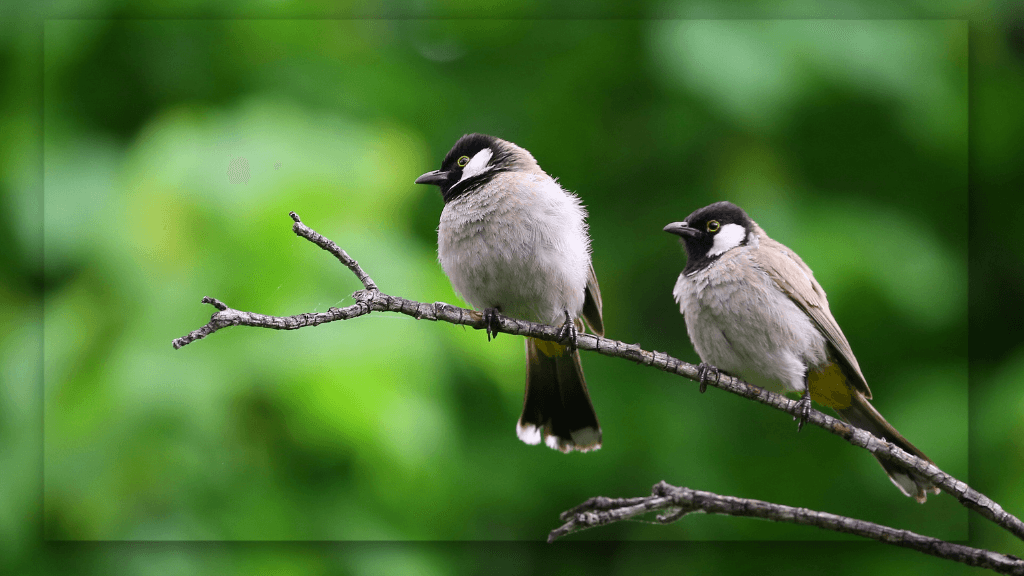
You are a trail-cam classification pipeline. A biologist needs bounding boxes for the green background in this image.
[2,3,1022,575]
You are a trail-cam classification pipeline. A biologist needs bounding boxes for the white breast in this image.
[673,248,828,395]
[438,172,591,326]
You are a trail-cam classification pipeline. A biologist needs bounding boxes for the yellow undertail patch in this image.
[533,338,567,358]
[808,362,853,410]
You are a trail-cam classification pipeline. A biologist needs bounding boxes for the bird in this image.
[415,133,604,453]
[664,201,939,502]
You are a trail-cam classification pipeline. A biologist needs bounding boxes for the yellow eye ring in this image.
[457,155,470,167]
[707,220,720,233]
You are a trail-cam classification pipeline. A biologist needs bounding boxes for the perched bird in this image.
[415,133,603,453]
[664,201,939,502]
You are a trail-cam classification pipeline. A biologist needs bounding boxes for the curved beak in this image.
[664,221,698,238]
[415,170,449,186]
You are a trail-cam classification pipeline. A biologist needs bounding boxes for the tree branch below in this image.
[548,481,1024,575]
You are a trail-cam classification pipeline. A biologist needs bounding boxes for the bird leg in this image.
[483,307,502,342]
[794,386,812,432]
[695,363,721,394]
[556,310,578,352]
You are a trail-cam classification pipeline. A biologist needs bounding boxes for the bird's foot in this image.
[483,307,501,341]
[556,310,578,352]
[793,388,812,432]
[696,363,721,394]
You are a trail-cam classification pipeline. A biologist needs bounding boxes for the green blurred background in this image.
[2,2,1022,575]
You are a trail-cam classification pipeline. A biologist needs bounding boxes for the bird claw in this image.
[794,388,812,432]
[556,310,578,352]
[696,363,720,393]
[483,307,501,341]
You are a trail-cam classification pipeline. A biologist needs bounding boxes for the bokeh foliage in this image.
[2,5,1021,576]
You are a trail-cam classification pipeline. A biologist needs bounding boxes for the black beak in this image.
[664,222,699,238]
[415,170,449,186]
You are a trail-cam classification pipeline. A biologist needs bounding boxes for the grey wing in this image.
[581,262,604,337]
[754,235,872,398]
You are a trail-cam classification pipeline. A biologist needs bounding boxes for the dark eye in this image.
[457,155,470,167]
[707,220,720,233]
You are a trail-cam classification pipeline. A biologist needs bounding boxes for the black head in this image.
[664,201,754,275]
[414,133,516,202]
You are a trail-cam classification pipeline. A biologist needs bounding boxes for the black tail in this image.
[836,393,939,503]
[518,338,601,453]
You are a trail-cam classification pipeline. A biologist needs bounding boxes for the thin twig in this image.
[289,211,378,292]
[548,481,1024,575]
[172,212,1024,548]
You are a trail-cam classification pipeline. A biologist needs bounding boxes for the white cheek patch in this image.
[708,223,746,256]
[457,147,493,184]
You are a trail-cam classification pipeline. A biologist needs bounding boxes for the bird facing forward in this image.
[415,133,604,453]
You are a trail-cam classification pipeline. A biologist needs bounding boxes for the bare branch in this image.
[172,212,1024,549]
[289,211,378,292]
[549,482,1024,575]
[171,296,369,349]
